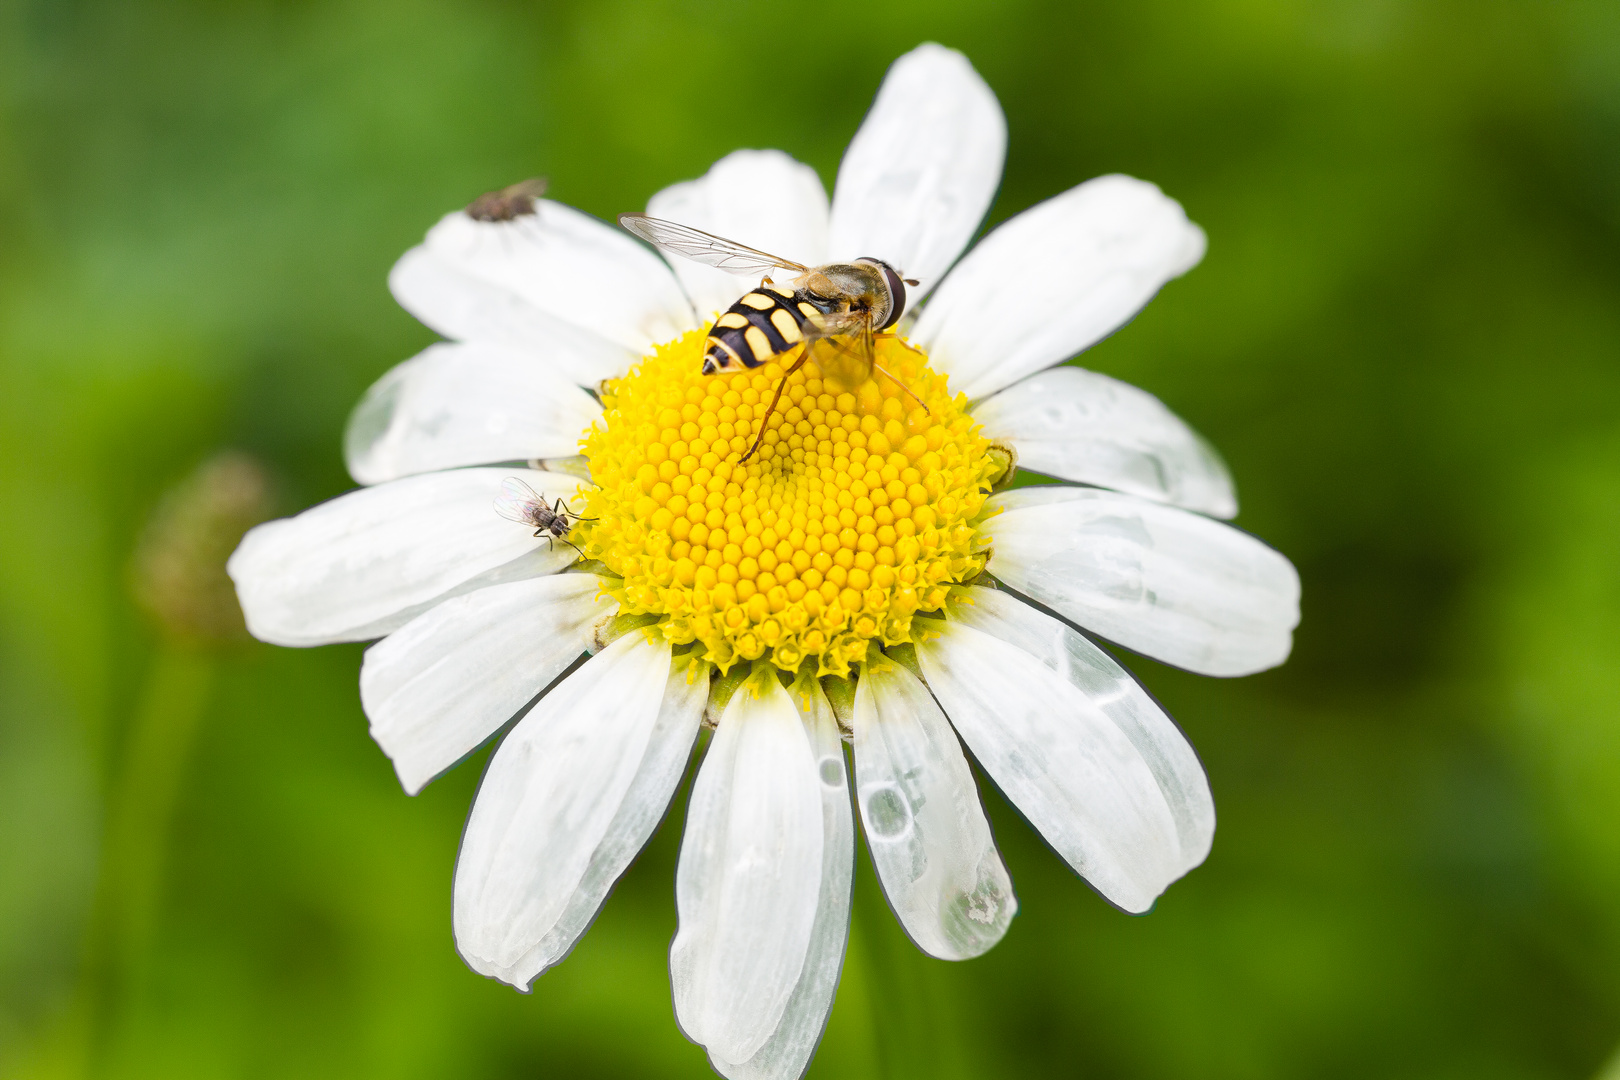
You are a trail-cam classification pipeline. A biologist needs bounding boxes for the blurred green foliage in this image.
[3,0,1620,1077]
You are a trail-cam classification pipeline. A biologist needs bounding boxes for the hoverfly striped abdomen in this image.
[701,285,838,376]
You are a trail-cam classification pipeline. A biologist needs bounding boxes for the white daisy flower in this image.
[229,43,1299,1080]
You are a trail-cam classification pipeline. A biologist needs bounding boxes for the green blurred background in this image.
[3,0,1620,1076]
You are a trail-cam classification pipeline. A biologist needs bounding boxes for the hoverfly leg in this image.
[740,348,812,464]
[871,359,931,415]
[810,324,927,414]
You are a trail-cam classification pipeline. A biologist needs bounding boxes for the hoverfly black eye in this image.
[858,257,908,331]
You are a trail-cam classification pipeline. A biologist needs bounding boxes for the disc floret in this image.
[577,329,1001,677]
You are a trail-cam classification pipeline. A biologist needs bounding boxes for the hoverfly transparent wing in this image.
[801,308,927,413]
[801,308,877,386]
[801,308,873,339]
[618,213,812,277]
[494,476,544,525]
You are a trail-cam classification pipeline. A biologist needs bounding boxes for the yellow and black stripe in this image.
[702,285,837,375]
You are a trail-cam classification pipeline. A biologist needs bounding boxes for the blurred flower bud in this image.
[131,452,276,645]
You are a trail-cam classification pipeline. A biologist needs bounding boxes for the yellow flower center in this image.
[576,328,1001,677]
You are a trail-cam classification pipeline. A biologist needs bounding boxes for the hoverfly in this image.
[466,177,549,223]
[618,213,924,462]
[494,477,591,556]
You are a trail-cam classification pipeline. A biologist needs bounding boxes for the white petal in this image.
[228,468,582,647]
[388,245,636,385]
[913,174,1207,401]
[919,591,1198,913]
[982,487,1300,676]
[476,654,706,988]
[418,200,696,352]
[941,587,1215,876]
[354,546,566,643]
[853,657,1015,960]
[647,150,830,319]
[972,366,1236,517]
[672,675,823,1065]
[360,573,616,795]
[454,633,684,988]
[826,43,1006,296]
[712,678,853,1080]
[345,341,602,485]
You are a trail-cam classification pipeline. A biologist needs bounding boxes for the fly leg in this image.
[554,496,598,523]
[542,532,587,559]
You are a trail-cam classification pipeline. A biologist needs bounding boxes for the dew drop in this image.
[863,783,913,840]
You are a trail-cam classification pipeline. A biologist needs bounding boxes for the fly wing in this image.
[502,177,550,200]
[493,476,543,525]
[618,213,811,277]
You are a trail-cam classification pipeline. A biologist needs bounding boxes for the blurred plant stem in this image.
[48,452,275,1076]
[850,839,974,1080]
[76,645,216,1072]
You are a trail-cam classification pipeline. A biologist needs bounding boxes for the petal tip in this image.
[1175,221,1208,277]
